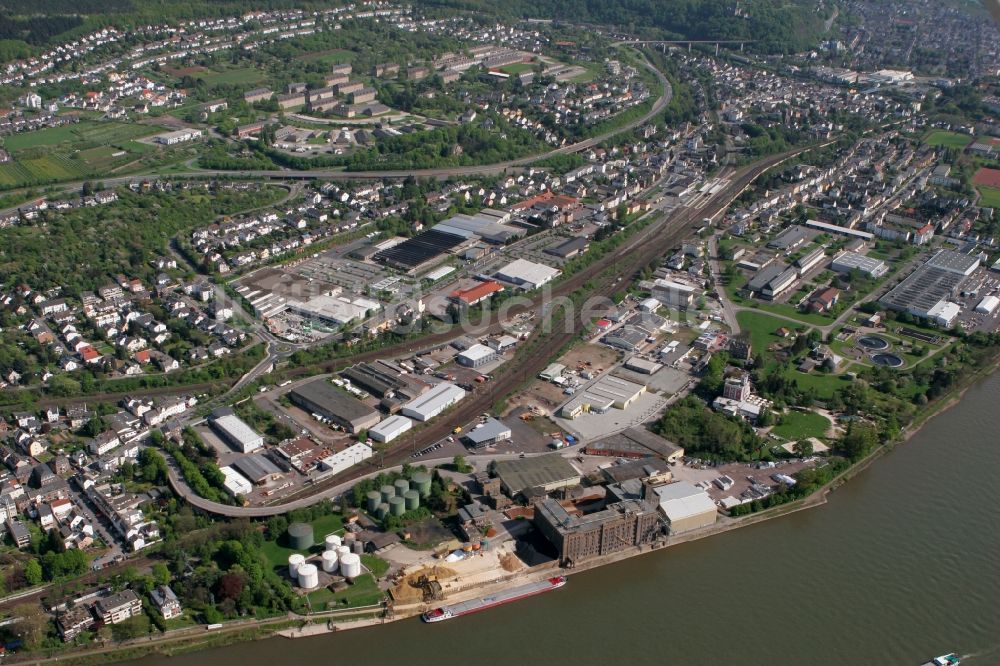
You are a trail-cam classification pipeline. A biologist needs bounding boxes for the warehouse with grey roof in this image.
[288,379,380,434]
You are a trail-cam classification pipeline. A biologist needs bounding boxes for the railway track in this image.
[171,147,803,516]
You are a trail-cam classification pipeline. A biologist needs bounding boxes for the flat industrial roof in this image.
[290,379,378,422]
[464,417,511,444]
[494,454,580,494]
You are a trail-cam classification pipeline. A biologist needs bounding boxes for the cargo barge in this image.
[422,576,567,622]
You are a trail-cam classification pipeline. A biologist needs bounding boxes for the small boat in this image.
[921,654,961,666]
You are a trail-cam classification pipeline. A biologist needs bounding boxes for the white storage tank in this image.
[297,563,319,589]
[324,534,342,551]
[336,545,351,560]
[340,552,362,579]
[288,553,305,578]
[321,550,339,574]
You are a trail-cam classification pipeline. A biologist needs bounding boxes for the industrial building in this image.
[219,465,254,497]
[652,278,696,309]
[879,250,977,322]
[804,219,873,240]
[545,236,590,259]
[432,210,525,243]
[456,344,498,368]
[369,415,413,443]
[494,259,561,290]
[463,417,512,449]
[449,281,504,307]
[493,454,581,497]
[533,497,660,565]
[624,357,662,374]
[654,481,718,533]
[561,375,647,419]
[374,229,467,273]
[285,294,379,326]
[231,454,284,485]
[830,251,889,278]
[341,362,409,399]
[975,295,1000,315]
[767,226,810,252]
[288,379,380,434]
[400,382,466,421]
[585,427,684,463]
[209,411,264,454]
[794,247,827,273]
[154,128,203,145]
[318,442,373,476]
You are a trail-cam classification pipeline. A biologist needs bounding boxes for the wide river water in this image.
[130,372,1000,666]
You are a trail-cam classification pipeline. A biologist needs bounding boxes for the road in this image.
[164,146,809,517]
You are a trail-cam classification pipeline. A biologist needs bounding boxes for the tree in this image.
[23,559,42,586]
[452,455,471,473]
[111,615,150,642]
[151,563,171,587]
[11,602,48,649]
[793,439,814,457]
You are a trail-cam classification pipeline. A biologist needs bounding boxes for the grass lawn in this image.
[784,368,849,399]
[736,310,803,353]
[305,573,383,610]
[754,301,835,326]
[259,514,345,568]
[361,554,389,577]
[977,186,1000,208]
[2,124,80,150]
[296,49,353,66]
[922,130,973,149]
[772,409,830,440]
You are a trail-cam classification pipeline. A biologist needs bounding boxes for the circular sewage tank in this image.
[871,353,903,368]
[321,550,339,573]
[287,522,314,551]
[288,553,305,578]
[858,335,890,351]
[297,563,319,589]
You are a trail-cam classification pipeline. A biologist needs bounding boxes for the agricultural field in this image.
[2,120,160,153]
[198,66,267,86]
[922,130,974,149]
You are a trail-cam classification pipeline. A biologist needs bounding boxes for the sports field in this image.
[973,167,1000,189]
[977,186,1000,208]
[921,130,974,149]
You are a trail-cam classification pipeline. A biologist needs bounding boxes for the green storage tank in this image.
[287,522,313,551]
[388,495,405,517]
[393,478,409,496]
[366,491,382,513]
[403,489,420,511]
[411,472,432,497]
[380,485,395,503]
[375,503,390,520]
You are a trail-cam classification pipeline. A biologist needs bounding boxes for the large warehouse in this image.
[289,379,380,434]
[318,442,373,476]
[654,481,717,533]
[830,251,888,278]
[456,344,497,368]
[401,382,466,421]
[209,411,264,453]
[879,249,977,320]
[586,427,684,463]
[561,375,647,419]
[373,229,467,273]
[494,454,581,497]
[494,259,561,290]
[369,415,413,443]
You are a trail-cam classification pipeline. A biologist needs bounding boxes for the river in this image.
[130,373,1000,666]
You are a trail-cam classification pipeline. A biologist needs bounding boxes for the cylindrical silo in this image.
[321,550,339,574]
[297,563,319,589]
[393,479,409,496]
[403,489,419,511]
[388,495,405,516]
[379,485,395,503]
[351,540,364,555]
[411,472,432,497]
[340,552,361,579]
[287,522,313,551]
[336,545,351,560]
[376,502,390,519]
[288,553,305,578]
[324,534,342,551]
[365,491,381,513]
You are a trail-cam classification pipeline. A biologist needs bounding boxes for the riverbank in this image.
[15,352,1000,665]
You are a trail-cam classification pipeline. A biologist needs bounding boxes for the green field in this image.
[2,121,159,153]
[296,49,353,67]
[304,573,383,610]
[977,186,1000,208]
[772,409,831,440]
[922,130,974,149]
[200,67,267,86]
[736,311,798,354]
